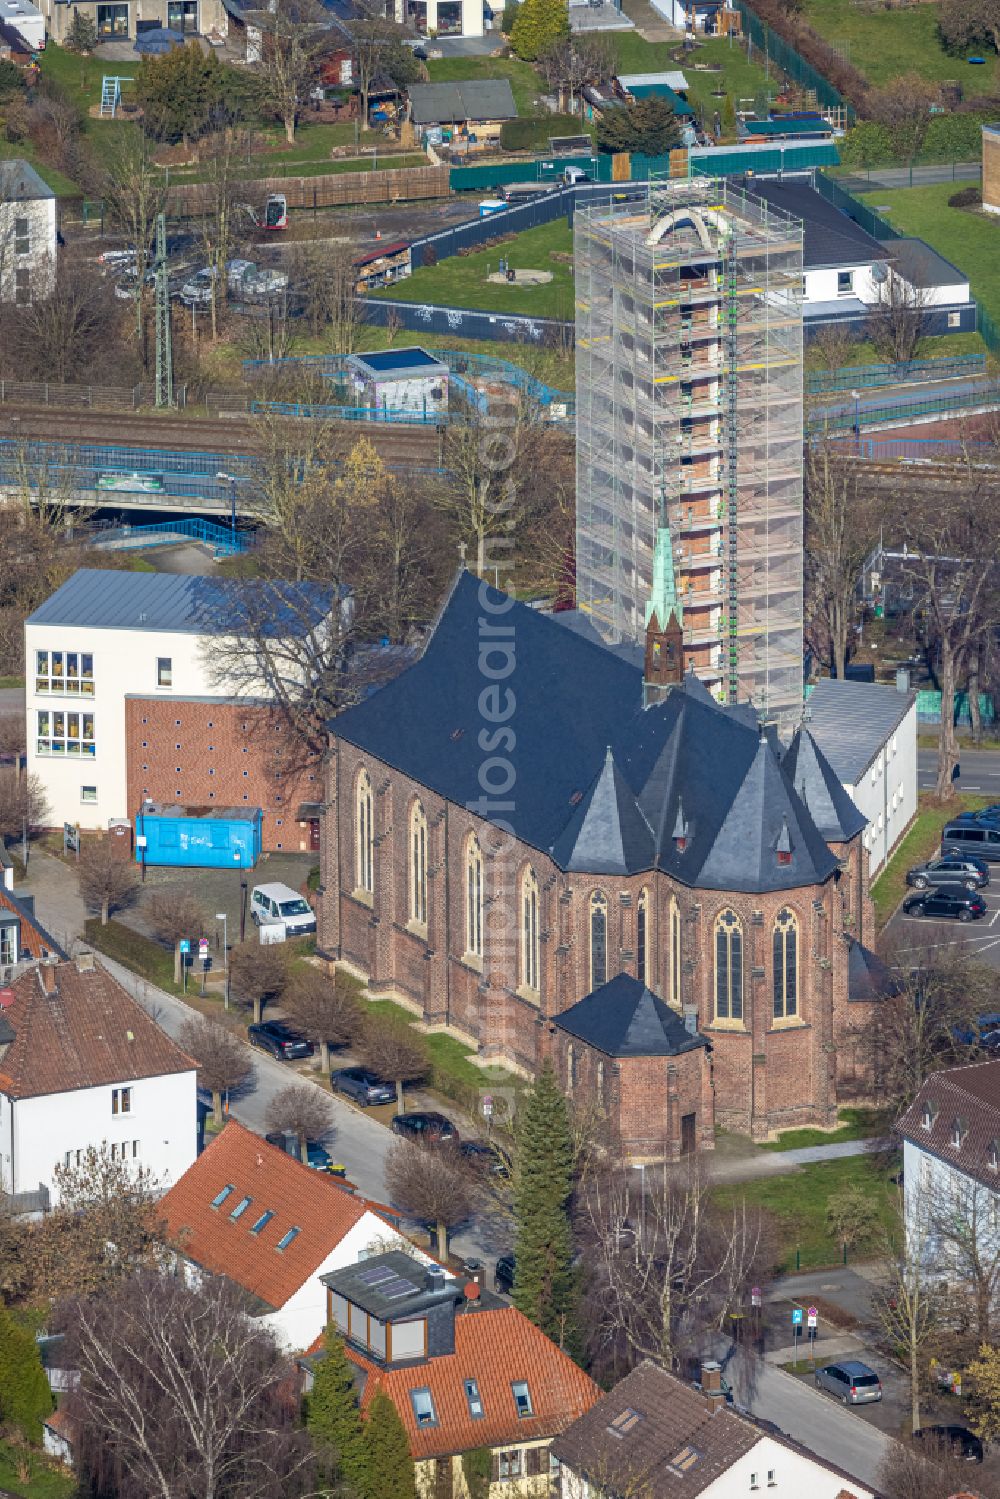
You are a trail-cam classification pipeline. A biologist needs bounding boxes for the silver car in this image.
[815,1361,882,1405]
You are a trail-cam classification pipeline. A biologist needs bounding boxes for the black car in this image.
[494,1252,515,1295]
[914,1424,984,1462]
[460,1140,512,1177]
[906,855,990,890]
[390,1111,458,1143]
[331,1067,396,1106]
[265,1130,345,1175]
[902,885,988,922]
[248,1020,314,1060]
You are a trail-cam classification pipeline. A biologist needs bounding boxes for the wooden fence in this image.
[166,163,450,217]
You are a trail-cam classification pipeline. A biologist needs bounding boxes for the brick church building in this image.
[317,544,881,1155]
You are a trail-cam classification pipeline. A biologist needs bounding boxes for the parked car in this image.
[265,1130,345,1175]
[814,1361,882,1405]
[180,258,255,306]
[331,1067,396,1107]
[494,1252,516,1295]
[902,886,988,922]
[460,1140,512,1177]
[906,855,989,890]
[913,1424,984,1462]
[250,882,317,938]
[238,267,289,300]
[941,819,1000,862]
[248,1020,314,1060]
[390,1111,458,1143]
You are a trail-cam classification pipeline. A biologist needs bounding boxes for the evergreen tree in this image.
[0,1306,52,1445]
[512,1060,578,1350]
[510,0,569,62]
[360,1391,415,1499]
[721,93,737,135]
[65,9,97,51]
[305,1325,366,1494]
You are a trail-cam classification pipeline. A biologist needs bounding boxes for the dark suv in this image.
[942,819,1000,862]
[390,1111,458,1144]
[494,1253,516,1296]
[330,1067,396,1106]
[906,855,989,890]
[248,1020,314,1060]
[902,886,988,922]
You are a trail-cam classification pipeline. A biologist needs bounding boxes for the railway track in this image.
[0,404,446,461]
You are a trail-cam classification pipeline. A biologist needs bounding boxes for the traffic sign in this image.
[198,937,209,957]
[179,939,191,954]
[807,1306,818,1329]
[751,1286,762,1308]
[482,1094,493,1118]
[791,1308,803,1327]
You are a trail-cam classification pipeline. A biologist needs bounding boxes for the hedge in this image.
[499,114,587,152]
[84,917,178,990]
[839,112,995,167]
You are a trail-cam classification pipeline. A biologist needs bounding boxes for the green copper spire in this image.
[645,508,683,630]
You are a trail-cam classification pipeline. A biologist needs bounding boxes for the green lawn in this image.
[39,42,136,108]
[362,997,523,1110]
[371,218,575,319]
[0,140,80,197]
[716,1156,899,1274]
[861,184,1000,321]
[424,55,546,117]
[870,789,993,928]
[761,1107,888,1151]
[608,33,775,118]
[163,121,420,182]
[0,674,24,688]
[802,0,1000,91]
[0,1441,75,1499]
[805,329,988,372]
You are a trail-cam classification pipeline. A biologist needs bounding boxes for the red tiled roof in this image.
[329,1305,598,1460]
[160,1121,386,1311]
[898,1059,1000,1190]
[0,959,194,1100]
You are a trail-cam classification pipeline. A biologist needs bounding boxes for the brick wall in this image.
[984,125,1000,214]
[125,698,321,854]
[319,740,875,1140]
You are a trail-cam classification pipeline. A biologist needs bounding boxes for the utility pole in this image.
[154,211,174,409]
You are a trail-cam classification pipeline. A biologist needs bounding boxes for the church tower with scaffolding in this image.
[574,177,805,724]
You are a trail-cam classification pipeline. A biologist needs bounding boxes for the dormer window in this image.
[921,1100,938,1130]
[775,818,793,867]
[989,1141,1000,1172]
[951,1117,968,1149]
[512,1380,533,1419]
[673,801,689,853]
[410,1389,437,1429]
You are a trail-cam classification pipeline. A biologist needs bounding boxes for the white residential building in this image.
[0,953,197,1203]
[0,159,55,304]
[24,569,333,833]
[804,678,918,877]
[160,1120,444,1352]
[898,1059,1000,1277]
[0,0,44,50]
[553,1360,875,1499]
[390,0,483,37]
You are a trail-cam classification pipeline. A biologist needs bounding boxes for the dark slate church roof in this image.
[330,572,848,894]
[553,975,708,1058]
[782,727,868,843]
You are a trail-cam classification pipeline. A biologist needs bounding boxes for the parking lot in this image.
[883,872,1000,971]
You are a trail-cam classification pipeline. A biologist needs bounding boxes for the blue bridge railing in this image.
[91,518,254,554]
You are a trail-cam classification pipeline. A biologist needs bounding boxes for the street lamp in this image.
[850,388,861,452]
[234,848,247,944]
[216,470,239,550]
[216,910,229,1008]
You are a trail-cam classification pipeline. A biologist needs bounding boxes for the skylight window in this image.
[230,1196,252,1221]
[668,1445,702,1475]
[276,1227,301,1251]
[512,1381,533,1419]
[464,1379,484,1419]
[608,1407,642,1438]
[410,1389,437,1428]
[250,1211,275,1236]
[211,1185,235,1209]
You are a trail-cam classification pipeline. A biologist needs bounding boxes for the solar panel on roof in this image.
[357,1265,396,1285]
[380,1276,417,1300]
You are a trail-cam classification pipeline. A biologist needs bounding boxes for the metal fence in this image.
[409,189,575,271]
[91,518,254,554]
[845,435,994,461]
[813,172,900,240]
[251,400,446,425]
[810,383,1000,434]
[807,353,987,395]
[360,297,572,347]
[732,0,855,119]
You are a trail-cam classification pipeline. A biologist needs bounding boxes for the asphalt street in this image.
[918,745,1000,795]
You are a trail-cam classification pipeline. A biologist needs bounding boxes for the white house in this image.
[0,953,197,1203]
[25,569,334,834]
[0,159,55,305]
[0,0,44,50]
[898,1059,1000,1277]
[804,678,918,877]
[553,1360,874,1499]
[390,0,483,38]
[159,1120,444,1352]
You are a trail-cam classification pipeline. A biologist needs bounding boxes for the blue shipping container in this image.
[135,805,263,869]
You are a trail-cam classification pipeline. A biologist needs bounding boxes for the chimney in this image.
[425,1264,447,1294]
[37,959,59,995]
[700,1361,726,1405]
[75,950,95,974]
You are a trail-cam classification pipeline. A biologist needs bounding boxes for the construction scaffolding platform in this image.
[574,177,805,724]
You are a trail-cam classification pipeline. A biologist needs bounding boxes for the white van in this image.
[562,164,590,186]
[250,882,317,938]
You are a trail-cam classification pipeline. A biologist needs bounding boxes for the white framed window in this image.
[837,271,853,295]
[37,709,95,758]
[948,311,961,328]
[0,924,16,966]
[35,650,94,696]
[111,1086,132,1115]
[499,1450,524,1479]
[157,657,173,687]
[81,786,97,804]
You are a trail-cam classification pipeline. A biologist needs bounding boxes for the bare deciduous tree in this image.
[865,268,929,366]
[144,888,209,985]
[871,1199,950,1434]
[283,967,360,1073]
[384,1139,474,1258]
[579,1160,772,1374]
[875,1438,994,1499]
[255,0,325,144]
[77,840,140,926]
[866,74,941,165]
[1,260,120,383]
[804,441,880,681]
[229,939,289,1026]
[179,1015,253,1123]
[0,767,48,845]
[438,404,540,578]
[265,1082,333,1163]
[89,130,167,360]
[807,321,858,374]
[286,241,362,350]
[62,1271,315,1499]
[923,1169,1000,1344]
[356,1016,429,1113]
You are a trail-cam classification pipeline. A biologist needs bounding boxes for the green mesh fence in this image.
[732,0,856,123]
